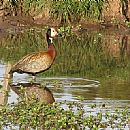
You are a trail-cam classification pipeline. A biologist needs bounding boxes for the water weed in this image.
[0,94,129,129]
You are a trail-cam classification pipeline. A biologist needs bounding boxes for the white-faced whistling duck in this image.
[9,27,58,80]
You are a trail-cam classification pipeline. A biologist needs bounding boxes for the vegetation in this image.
[0,27,129,80]
[50,0,104,24]
[0,90,129,129]
[2,0,106,24]
[0,28,47,63]
[0,0,130,25]
[0,5,129,128]
[0,0,129,128]
[1,0,130,25]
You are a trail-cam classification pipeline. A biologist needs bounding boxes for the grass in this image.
[4,0,106,24]
[22,0,48,15]
[49,0,105,24]
[3,0,130,26]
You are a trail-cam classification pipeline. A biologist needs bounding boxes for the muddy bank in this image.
[0,0,130,33]
[0,15,130,37]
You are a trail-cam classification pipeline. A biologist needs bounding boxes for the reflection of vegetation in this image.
[0,28,129,80]
[0,94,129,129]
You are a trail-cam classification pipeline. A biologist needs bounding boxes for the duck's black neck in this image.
[46,33,53,47]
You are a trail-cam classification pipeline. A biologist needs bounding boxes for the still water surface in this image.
[0,27,130,111]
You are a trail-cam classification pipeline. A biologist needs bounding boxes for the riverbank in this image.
[0,14,130,36]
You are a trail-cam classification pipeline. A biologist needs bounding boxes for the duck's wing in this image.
[10,51,53,74]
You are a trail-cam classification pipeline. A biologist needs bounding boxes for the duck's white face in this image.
[50,28,58,37]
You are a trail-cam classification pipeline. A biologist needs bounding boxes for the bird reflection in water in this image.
[10,83,55,104]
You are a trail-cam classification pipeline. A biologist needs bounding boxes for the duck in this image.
[9,27,58,80]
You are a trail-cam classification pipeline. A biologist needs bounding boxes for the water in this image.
[0,28,130,127]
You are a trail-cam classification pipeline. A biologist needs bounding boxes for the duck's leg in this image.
[32,73,36,82]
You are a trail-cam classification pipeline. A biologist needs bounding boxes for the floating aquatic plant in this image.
[0,92,129,129]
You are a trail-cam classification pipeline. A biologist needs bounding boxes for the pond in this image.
[0,27,130,129]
